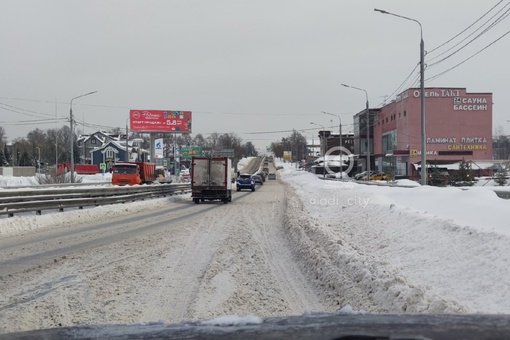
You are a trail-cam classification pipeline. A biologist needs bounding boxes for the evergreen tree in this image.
[455,159,474,186]
[0,149,6,166]
[429,164,447,187]
[494,164,508,186]
[4,145,11,165]
[18,150,31,166]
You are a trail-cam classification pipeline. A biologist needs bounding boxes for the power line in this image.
[0,102,57,119]
[0,118,67,126]
[428,0,506,54]
[428,5,510,68]
[427,29,510,82]
[380,63,420,106]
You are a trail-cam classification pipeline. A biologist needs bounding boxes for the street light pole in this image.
[310,122,326,156]
[375,8,426,185]
[341,84,370,181]
[69,91,97,183]
[36,147,41,174]
[311,122,327,178]
[126,117,130,161]
[300,130,314,158]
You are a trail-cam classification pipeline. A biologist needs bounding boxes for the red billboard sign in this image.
[129,110,192,133]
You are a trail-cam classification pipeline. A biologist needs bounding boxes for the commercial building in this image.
[371,87,493,180]
[353,108,380,173]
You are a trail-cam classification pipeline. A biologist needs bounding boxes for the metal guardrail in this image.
[0,183,191,217]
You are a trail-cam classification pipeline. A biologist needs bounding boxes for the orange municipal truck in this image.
[111,162,156,186]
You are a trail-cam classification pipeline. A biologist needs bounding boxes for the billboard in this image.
[129,110,192,133]
[180,146,203,159]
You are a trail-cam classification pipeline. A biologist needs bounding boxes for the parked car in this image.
[236,173,255,191]
[252,174,264,185]
[369,172,388,181]
[268,172,276,180]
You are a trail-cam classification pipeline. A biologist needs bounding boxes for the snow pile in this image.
[0,193,190,238]
[277,161,510,313]
[237,157,255,171]
[0,175,38,187]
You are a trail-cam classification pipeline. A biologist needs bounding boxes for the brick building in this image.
[372,87,493,179]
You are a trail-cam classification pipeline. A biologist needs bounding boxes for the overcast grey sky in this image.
[1,0,508,151]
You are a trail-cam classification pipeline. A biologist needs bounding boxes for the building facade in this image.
[353,108,379,172]
[372,87,493,179]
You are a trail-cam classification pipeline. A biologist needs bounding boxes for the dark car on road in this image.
[268,172,276,180]
[256,171,267,181]
[252,174,264,185]
[236,173,255,191]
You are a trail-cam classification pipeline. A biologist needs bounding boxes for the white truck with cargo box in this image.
[191,157,232,204]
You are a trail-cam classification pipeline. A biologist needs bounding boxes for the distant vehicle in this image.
[237,173,255,192]
[268,172,276,180]
[56,162,98,175]
[369,172,388,181]
[252,174,264,185]
[191,157,232,204]
[180,168,191,182]
[256,171,267,181]
[154,167,173,184]
[111,162,156,185]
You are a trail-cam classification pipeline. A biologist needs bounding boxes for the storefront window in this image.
[382,130,397,153]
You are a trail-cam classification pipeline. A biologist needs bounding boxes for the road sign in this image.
[180,146,203,159]
[100,163,106,170]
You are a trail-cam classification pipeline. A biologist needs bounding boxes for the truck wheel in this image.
[222,198,228,204]
[193,198,199,204]
[251,187,255,192]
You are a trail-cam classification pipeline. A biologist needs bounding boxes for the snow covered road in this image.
[1,162,509,335]
[0,179,330,333]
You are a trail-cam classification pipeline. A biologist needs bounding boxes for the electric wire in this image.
[428,5,510,68]
[428,0,505,55]
[380,1,508,105]
[426,29,510,82]
[380,63,420,106]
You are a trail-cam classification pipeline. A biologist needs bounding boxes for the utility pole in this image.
[69,91,97,183]
[375,8,426,185]
[125,117,129,161]
[341,84,370,181]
